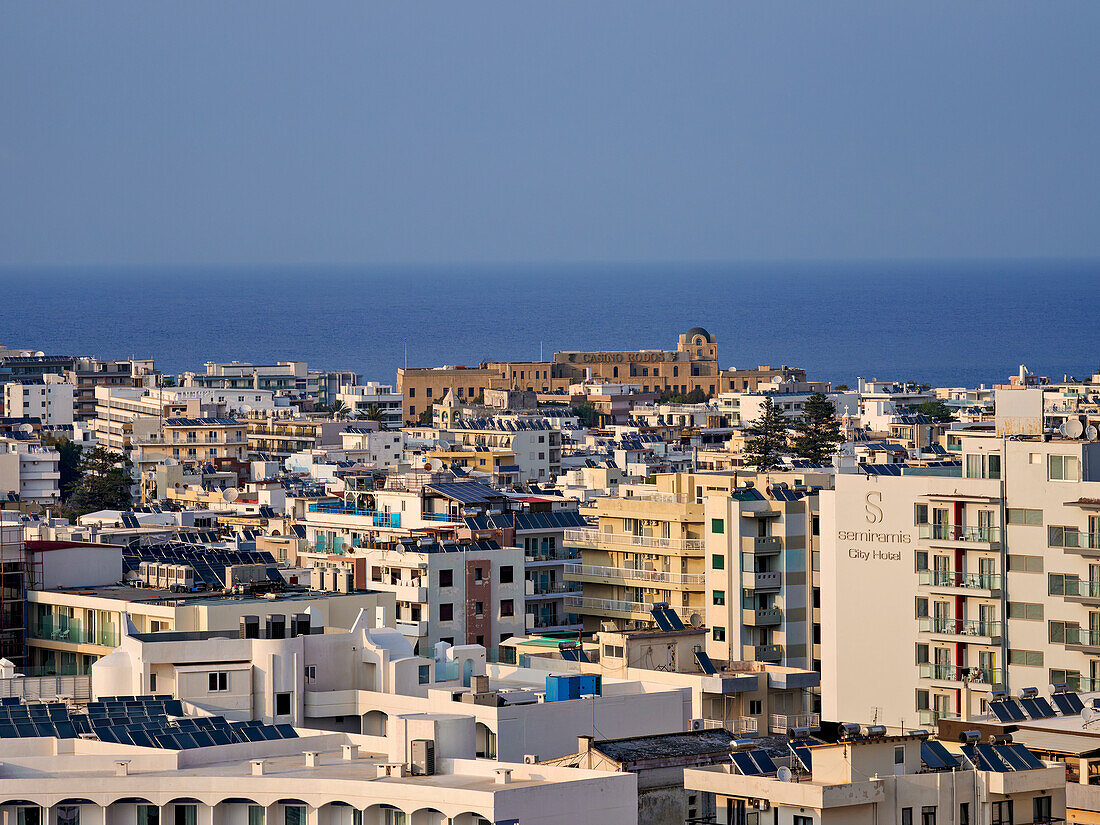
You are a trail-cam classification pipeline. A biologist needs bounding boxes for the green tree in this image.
[66,447,133,516]
[789,392,844,465]
[914,400,955,422]
[572,401,601,428]
[835,384,850,391]
[684,387,708,404]
[330,400,351,420]
[158,375,177,388]
[359,404,386,426]
[42,434,84,500]
[742,398,790,471]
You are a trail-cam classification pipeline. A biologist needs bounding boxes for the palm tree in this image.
[362,404,387,427]
[330,400,350,420]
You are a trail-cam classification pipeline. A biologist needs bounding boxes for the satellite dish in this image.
[34,351,44,357]
[239,404,253,414]
[1067,419,1085,439]
[1089,425,1099,441]
[19,423,34,433]
[688,613,703,628]
[1059,421,1070,437]
[1083,707,1100,728]
[777,766,793,782]
[164,457,178,466]
[222,488,239,502]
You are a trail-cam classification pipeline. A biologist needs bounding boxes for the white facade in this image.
[336,382,404,428]
[0,438,60,503]
[3,377,76,425]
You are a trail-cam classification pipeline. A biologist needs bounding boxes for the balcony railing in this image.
[28,618,120,648]
[918,709,958,726]
[307,503,402,528]
[743,644,783,663]
[919,570,1001,591]
[1061,578,1100,599]
[770,713,820,733]
[526,549,579,562]
[1065,627,1100,647]
[703,717,758,735]
[919,524,1000,543]
[564,562,706,587]
[565,595,682,619]
[564,528,705,552]
[919,617,1002,639]
[743,608,783,626]
[529,581,579,596]
[919,663,1003,685]
[1055,531,1100,551]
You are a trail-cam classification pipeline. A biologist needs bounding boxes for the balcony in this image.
[918,524,1001,545]
[918,709,958,726]
[769,713,820,734]
[743,644,783,663]
[565,595,685,622]
[525,549,579,563]
[307,502,402,528]
[1059,578,1100,603]
[395,619,429,637]
[1054,531,1100,559]
[1065,627,1100,651]
[563,562,706,588]
[919,569,1002,594]
[526,580,580,598]
[702,717,758,735]
[564,528,705,553]
[919,616,1002,643]
[742,536,782,555]
[746,571,782,591]
[743,607,783,627]
[919,663,1003,686]
[28,618,121,648]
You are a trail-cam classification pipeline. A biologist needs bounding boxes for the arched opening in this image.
[362,709,388,736]
[217,799,267,825]
[451,815,492,825]
[362,806,403,825]
[165,798,203,825]
[474,722,496,758]
[409,809,446,825]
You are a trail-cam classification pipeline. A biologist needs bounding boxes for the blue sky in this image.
[2,2,1098,265]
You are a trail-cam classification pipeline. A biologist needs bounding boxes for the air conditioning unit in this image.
[754,799,770,811]
[690,718,705,731]
[410,739,435,776]
[523,754,540,764]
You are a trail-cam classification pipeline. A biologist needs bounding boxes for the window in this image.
[440,569,453,587]
[425,387,433,399]
[149,672,157,691]
[991,800,1013,825]
[713,590,725,606]
[1048,573,1068,595]
[475,601,484,618]
[915,504,929,524]
[275,692,292,716]
[915,550,928,571]
[1049,621,1074,644]
[418,665,430,684]
[474,566,484,582]
[603,644,624,658]
[915,597,929,618]
[57,808,79,825]
[284,808,305,825]
[921,806,937,825]
[895,745,905,765]
[440,603,454,621]
[137,807,159,825]
[794,816,812,825]
[499,565,514,584]
[901,810,913,825]
[966,453,1001,479]
[408,387,415,398]
[1006,554,1043,573]
[1033,795,1052,823]
[1007,508,1043,525]
[712,626,726,641]
[749,699,762,715]
[175,807,196,825]
[304,665,316,684]
[1049,453,1080,481]
[959,802,969,825]
[500,599,514,617]
[209,671,228,692]
[916,644,929,664]
[711,518,724,534]
[1007,602,1044,621]
[712,554,724,570]
[248,807,265,825]
[1049,525,1069,547]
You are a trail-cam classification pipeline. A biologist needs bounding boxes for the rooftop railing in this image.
[564,562,706,586]
[564,528,705,552]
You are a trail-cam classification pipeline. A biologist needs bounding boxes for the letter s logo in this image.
[865,492,883,524]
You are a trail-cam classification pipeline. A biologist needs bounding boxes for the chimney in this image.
[495,768,512,785]
[342,744,359,761]
[114,761,130,776]
[251,760,265,776]
[304,751,319,768]
[577,735,593,754]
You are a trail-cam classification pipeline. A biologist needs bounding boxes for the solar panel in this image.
[731,751,761,776]
[749,750,778,774]
[921,740,960,770]
[664,608,686,631]
[1052,691,1085,715]
[987,701,1013,723]
[650,608,674,632]
[274,724,297,739]
[694,650,718,675]
[1003,743,1045,770]
[997,699,1026,722]
[1020,697,1057,719]
[0,723,16,738]
[790,744,813,771]
[974,743,1011,772]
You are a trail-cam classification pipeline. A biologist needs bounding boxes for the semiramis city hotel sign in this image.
[836,492,911,561]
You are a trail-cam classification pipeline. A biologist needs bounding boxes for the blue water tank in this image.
[545,673,602,702]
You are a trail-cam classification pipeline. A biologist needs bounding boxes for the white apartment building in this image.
[684,731,1065,825]
[714,381,857,427]
[858,377,936,432]
[0,438,60,504]
[339,427,406,469]
[335,382,404,428]
[182,361,360,405]
[3,376,76,425]
[821,411,1100,731]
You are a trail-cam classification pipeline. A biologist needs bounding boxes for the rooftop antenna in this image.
[404,339,408,370]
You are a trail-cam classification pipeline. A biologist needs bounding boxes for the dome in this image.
[685,327,714,343]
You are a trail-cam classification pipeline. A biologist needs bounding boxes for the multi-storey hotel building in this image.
[823,399,1100,730]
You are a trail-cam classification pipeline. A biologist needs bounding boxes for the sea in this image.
[0,259,1097,389]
